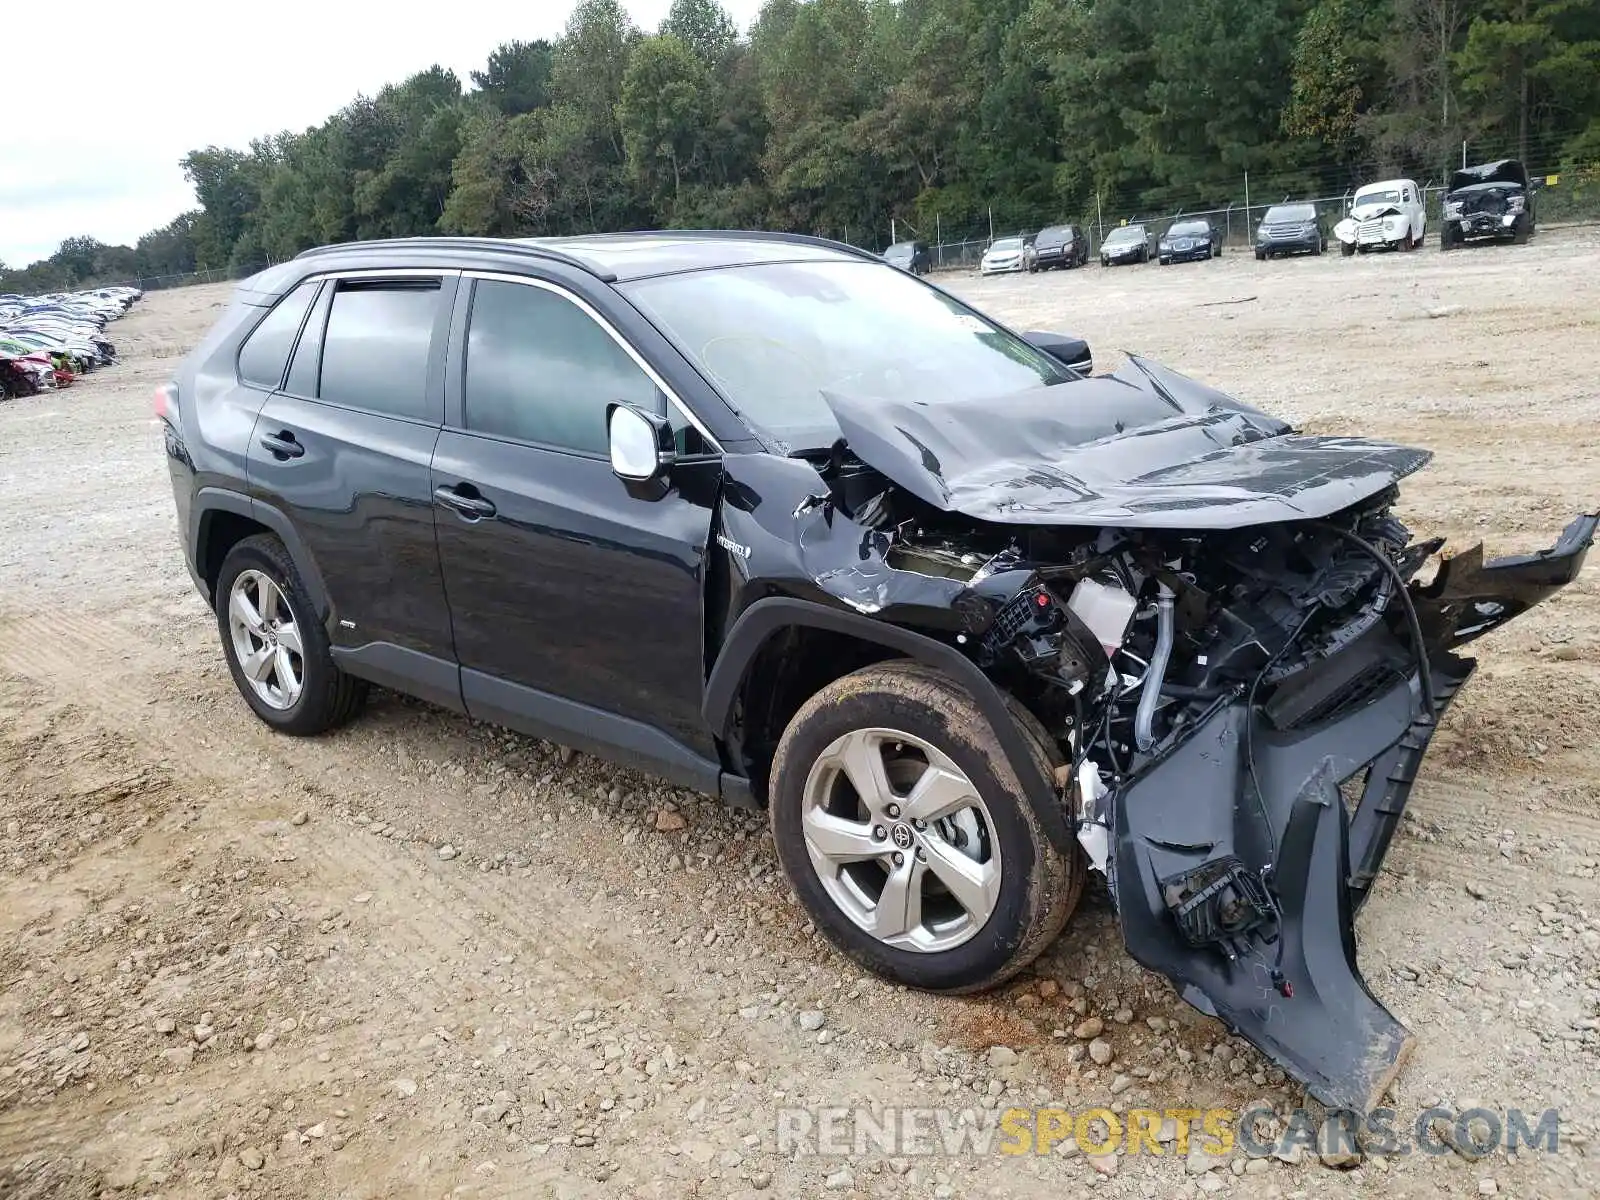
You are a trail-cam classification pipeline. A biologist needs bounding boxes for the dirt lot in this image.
[3,232,1599,1200]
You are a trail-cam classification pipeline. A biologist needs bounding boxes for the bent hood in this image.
[821,356,1431,529]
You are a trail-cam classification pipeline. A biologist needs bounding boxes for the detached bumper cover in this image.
[1112,512,1596,1111]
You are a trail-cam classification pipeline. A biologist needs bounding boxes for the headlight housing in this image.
[1444,200,1463,217]
[1507,194,1526,212]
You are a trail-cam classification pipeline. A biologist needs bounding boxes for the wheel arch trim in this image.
[192,487,331,622]
[703,596,1073,848]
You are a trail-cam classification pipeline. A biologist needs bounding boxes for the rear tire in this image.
[215,534,367,736]
[769,660,1082,994]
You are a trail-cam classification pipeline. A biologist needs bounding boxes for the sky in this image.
[0,0,765,268]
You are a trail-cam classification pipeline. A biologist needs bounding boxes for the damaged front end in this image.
[725,361,1597,1111]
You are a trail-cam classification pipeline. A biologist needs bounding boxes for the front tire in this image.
[769,661,1082,993]
[215,534,367,735]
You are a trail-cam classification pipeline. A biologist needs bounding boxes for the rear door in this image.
[430,271,722,784]
[247,271,462,711]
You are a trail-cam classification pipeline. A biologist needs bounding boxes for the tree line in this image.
[5,0,1597,293]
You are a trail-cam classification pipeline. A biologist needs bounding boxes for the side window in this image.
[464,279,660,455]
[318,279,441,420]
[1403,186,1413,203]
[237,281,319,389]
[283,282,331,397]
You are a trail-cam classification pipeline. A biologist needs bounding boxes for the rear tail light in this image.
[153,383,177,421]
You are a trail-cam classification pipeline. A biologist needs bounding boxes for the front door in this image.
[430,274,720,783]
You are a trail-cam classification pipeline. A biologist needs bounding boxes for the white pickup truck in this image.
[1333,178,1426,255]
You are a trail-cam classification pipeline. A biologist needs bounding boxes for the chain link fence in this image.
[846,136,1599,272]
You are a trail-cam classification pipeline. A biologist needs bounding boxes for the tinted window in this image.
[317,280,440,419]
[464,280,659,455]
[284,283,330,397]
[1169,221,1209,237]
[237,281,319,389]
[1264,205,1316,223]
[623,260,1073,451]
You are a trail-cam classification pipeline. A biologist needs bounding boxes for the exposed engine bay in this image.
[710,354,1598,1113]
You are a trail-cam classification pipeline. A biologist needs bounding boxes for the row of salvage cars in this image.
[1326,159,1536,256]
[0,285,141,399]
[941,158,1540,278]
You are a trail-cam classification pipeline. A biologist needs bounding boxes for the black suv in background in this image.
[1028,225,1089,271]
[160,231,1594,1112]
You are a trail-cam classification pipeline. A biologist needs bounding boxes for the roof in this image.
[287,230,875,285]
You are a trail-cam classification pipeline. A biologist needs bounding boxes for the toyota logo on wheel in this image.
[890,824,915,850]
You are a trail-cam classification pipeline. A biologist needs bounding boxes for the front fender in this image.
[703,596,1075,851]
[1333,218,1357,245]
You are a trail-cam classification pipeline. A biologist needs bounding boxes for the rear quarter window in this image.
[236,281,319,390]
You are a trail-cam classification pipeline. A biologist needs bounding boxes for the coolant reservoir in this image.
[1068,578,1137,657]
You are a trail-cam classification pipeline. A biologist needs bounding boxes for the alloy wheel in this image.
[227,570,304,710]
[799,727,1001,952]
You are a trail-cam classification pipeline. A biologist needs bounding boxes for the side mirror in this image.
[1022,330,1092,376]
[607,402,675,486]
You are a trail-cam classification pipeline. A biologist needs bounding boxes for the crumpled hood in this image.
[1350,203,1403,221]
[821,356,1432,529]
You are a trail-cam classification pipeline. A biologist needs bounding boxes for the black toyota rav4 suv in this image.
[162,231,1594,1112]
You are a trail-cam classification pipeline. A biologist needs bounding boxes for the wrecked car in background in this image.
[165,232,1595,1116]
[1442,159,1536,249]
[1334,178,1426,254]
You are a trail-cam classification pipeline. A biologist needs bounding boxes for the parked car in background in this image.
[1028,224,1089,271]
[1157,219,1221,265]
[1333,179,1425,255]
[1441,160,1534,250]
[884,240,932,274]
[979,236,1030,276]
[1100,225,1151,266]
[1254,203,1325,258]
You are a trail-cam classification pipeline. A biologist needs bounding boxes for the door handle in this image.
[434,485,497,521]
[259,430,305,459]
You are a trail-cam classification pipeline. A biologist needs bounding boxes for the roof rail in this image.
[292,236,608,278]
[562,228,884,265]
[291,230,883,274]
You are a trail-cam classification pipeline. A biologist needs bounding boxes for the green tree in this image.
[618,35,713,214]
[662,0,739,65]
[1284,0,1389,163]
[1456,0,1600,163]
[472,40,555,114]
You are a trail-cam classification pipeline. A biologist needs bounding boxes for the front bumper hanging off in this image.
[1111,513,1597,1111]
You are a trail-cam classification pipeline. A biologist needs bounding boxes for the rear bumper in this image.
[1112,511,1596,1111]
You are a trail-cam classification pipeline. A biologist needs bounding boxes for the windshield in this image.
[1036,226,1070,247]
[623,260,1074,450]
[988,238,1023,253]
[1355,189,1401,208]
[1104,227,1143,245]
[1167,221,1208,237]
[884,243,914,261]
[1264,205,1316,223]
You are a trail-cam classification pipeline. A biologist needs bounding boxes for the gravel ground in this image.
[2,232,1598,1199]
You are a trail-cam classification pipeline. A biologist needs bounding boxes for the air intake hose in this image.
[1134,583,1176,752]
